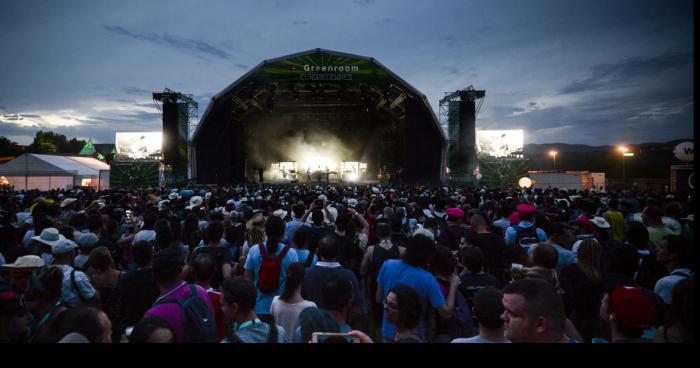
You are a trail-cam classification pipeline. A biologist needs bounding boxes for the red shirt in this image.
[206,289,225,341]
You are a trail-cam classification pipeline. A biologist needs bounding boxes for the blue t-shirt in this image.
[284,220,311,244]
[527,243,576,274]
[376,259,446,340]
[504,222,547,247]
[244,242,299,315]
[295,249,318,267]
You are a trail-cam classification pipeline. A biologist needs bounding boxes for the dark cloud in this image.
[103,25,232,60]
[559,53,693,94]
[292,20,308,26]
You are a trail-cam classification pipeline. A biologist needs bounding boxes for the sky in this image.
[0,0,694,146]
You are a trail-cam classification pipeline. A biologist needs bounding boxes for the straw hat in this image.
[60,198,77,208]
[32,228,65,247]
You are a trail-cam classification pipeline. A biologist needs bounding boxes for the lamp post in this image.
[618,146,628,182]
[549,150,558,171]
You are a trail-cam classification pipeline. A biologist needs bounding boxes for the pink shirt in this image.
[144,282,215,343]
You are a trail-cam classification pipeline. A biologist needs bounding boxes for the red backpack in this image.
[257,243,290,294]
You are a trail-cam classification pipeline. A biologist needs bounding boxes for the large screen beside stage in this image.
[115,132,162,160]
[476,129,524,158]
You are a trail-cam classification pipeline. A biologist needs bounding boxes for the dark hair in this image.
[154,218,173,251]
[376,222,392,240]
[607,243,640,278]
[143,212,158,230]
[68,212,87,231]
[32,265,64,300]
[221,276,256,313]
[182,213,201,246]
[292,204,306,219]
[389,214,403,232]
[86,213,103,233]
[320,276,353,311]
[152,247,184,284]
[473,287,505,329]
[193,253,216,283]
[205,221,225,244]
[548,222,567,237]
[280,263,306,302]
[291,226,309,250]
[169,215,182,243]
[531,243,559,269]
[503,279,565,336]
[402,234,435,269]
[423,218,438,231]
[643,206,663,223]
[389,284,422,330]
[88,246,113,271]
[311,210,324,226]
[41,306,105,343]
[461,246,484,273]
[58,225,75,241]
[662,234,693,268]
[129,316,175,343]
[131,240,153,267]
[431,245,457,276]
[317,235,338,261]
[335,213,351,233]
[264,215,285,255]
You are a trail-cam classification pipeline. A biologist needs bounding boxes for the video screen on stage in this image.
[476,129,524,158]
[115,132,162,160]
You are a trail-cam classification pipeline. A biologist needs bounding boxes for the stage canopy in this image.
[192,48,447,184]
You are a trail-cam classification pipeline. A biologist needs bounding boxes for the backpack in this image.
[447,288,474,340]
[257,243,290,294]
[154,284,217,343]
[228,322,279,343]
[514,225,539,248]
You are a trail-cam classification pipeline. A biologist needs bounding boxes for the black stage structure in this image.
[192,49,447,184]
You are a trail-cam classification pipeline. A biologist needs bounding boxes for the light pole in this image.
[618,146,628,181]
[549,150,558,171]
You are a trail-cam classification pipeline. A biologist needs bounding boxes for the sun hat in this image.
[591,216,611,229]
[77,233,100,248]
[0,255,44,271]
[51,238,78,255]
[32,228,65,247]
[60,198,77,208]
[186,196,203,210]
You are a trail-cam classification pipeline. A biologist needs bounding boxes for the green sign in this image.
[79,138,96,156]
[256,51,392,83]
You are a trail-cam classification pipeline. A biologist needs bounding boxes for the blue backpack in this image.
[154,284,217,343]
[447,288,474,340]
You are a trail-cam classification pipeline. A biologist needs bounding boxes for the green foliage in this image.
[0,136,26,156]
[26,131,86,154]
[479,158,529,189]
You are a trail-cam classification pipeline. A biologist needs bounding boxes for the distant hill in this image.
[523,140,692,178]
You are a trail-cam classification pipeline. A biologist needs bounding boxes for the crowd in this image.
[0,183,694,343]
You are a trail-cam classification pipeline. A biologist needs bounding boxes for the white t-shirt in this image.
[270,296,317,342]
[654,268,693,304]
[59,265,97,308]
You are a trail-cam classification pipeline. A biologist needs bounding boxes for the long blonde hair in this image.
[577,239,603,282]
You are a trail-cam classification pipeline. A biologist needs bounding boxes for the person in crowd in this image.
[466,214,506,282]
[376,234,460,342]
[452,287,510,343]
[270,263,317,342]
[596,286,656,343]
[624,221,666,290]
[184,221,233,289]
[429,245,473,342]
[284,203,311,244]
[294,275,354,343]
[528,243,559,270]
[504,204,547,250]
[458,246,502,308]
[133,212,158,244]
[74,233,99,271]
[654,234,693,305]
[383,285,423,343]
[654,277,693,343]
[360,222,405,326]
[244,215,298,324]
[604,198,625,242]
[144,247,217,343]
[41,306,112,343]
[51,238,98,308]
[643,206,672,247]
[291,226,316,267]
[559,239,605,343]
[88,246,124,342]
[25,266,67,343]
[540,222,576,274]
[191,253,226,341]
[118,240,160,330]
[501,278,573,343]
[220,276,287,343]
[0,289,32,343]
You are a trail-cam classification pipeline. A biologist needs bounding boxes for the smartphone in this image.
[311,332,359,343]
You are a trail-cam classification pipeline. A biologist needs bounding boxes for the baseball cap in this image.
[610,286,656,329]
[446,207,465,218]
[516,203,536,214]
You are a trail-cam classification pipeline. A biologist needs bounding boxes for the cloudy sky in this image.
[0,0,693,146]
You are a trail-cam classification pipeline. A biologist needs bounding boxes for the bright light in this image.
[347,173,359,181]
[116,132,162,159]
[618,146,628,153]
[549,150,558,157]
[623,152,634,157]
[476,130,524,157]
[518,177,533,188]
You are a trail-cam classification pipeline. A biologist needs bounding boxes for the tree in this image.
[26,131,86,154]
[0,136,25,156]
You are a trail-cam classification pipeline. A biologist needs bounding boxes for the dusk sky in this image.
[0,0,693,146]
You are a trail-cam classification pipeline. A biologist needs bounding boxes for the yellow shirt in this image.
[606,210,625,242]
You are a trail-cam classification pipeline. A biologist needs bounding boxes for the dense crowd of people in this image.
[0,183,694,343]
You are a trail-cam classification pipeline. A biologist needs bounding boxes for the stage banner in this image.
[256,51,392,83]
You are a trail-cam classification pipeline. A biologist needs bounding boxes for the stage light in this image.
[347,173,359,181]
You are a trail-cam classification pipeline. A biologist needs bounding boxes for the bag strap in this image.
[266,322,278,343]
[275,244,290,262]
[258,242,268,259]
[304,249,315,267]
[671,270,691,278]
[70,269,87,303]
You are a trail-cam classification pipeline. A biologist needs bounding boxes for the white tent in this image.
[0,154,110,190]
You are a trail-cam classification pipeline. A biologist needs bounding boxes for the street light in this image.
[549,150,558,171]
[618,146,629,181]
